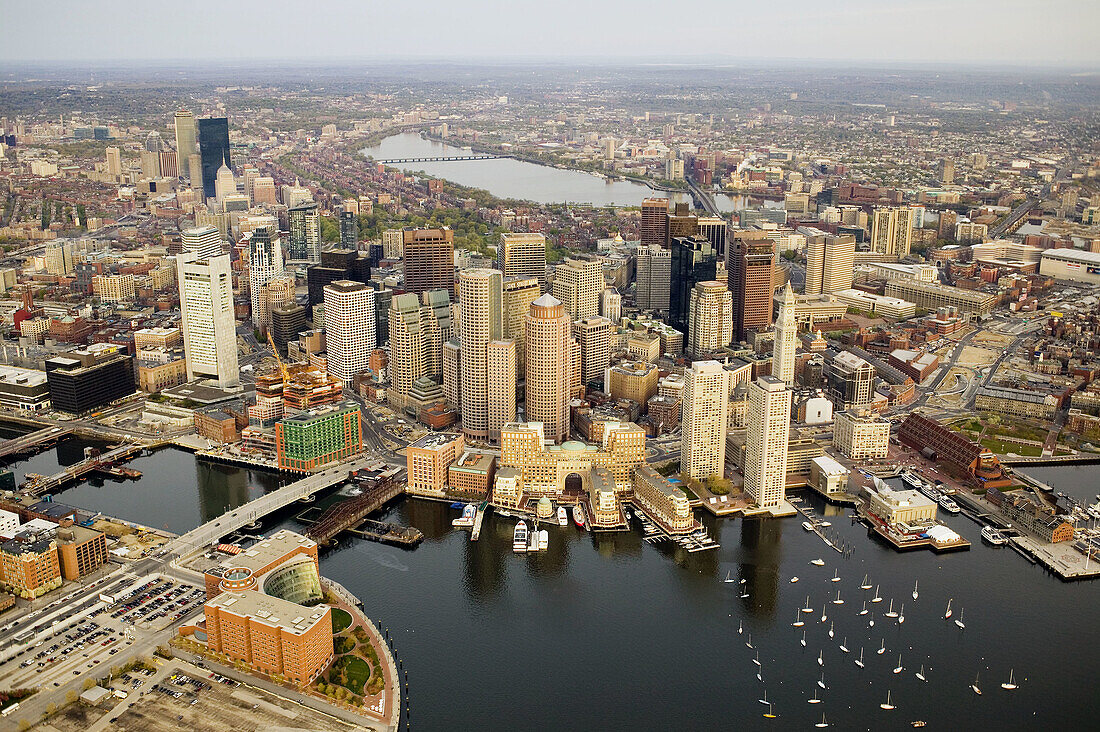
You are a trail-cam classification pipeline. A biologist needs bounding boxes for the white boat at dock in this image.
[938,496,961,514]
[557,506,568,526]
[981,526,1008,545]
[802,521,814,531]
[513,520,528,553]
[451,503,476,528]
[538,530,548,551]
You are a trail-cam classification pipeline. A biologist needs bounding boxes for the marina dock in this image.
[470,503,487,541]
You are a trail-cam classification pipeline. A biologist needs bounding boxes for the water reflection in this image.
[739,517,782,618]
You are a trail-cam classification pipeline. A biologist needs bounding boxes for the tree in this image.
[66,690,78,703]
[76,203,87,228]
[46,702,57,715]
[83,678,97,690]
[17,720,29,731]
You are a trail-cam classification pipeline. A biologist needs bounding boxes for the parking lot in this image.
[0,576,204,692]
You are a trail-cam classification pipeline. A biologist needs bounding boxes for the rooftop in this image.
[207,590,329,635]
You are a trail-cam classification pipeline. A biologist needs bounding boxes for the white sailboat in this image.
[758,689,770,705]
[971,672,982,695]
[802,595,814,613]
[855,647,865,668]
[830,569,841,583]
[893,653,904,674]
[871,585,883,603]
[724,570,735,583]
[877,639,886,655]
[808,688,822,704]
[817,672,826,689]
[916,664,927,682]
[746,633,754,649]
[912,580,919,600]
[885,599,898,619]
[738,620,743,635]
[869,612,875,628]
[955,608,966,629]
[859,600,869,616]
[793,609,805,628]
[828,621,834,639]
[1001,669,1017,690]
[753,651,761,667]
[820,604,827,623]
[880,690,896,711]
[860,574,872,590]
[815,712,829,728]
[817,650,824,667]
[839,637,850,653]
[944,598,953,620]
[898,603,906,624]
[801,630,807,647]
[832,590,844,605]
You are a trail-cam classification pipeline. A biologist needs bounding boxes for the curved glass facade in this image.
[262,556,323,605]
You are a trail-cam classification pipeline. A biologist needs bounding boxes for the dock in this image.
[470,502,487,541]
[20,443,143,495]
[304,473,404,545]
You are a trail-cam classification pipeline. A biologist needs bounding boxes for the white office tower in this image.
[177,252,239,389]
[551,257,602,319]
[214,159,236,203]
[601,287,622,324]
[687,280,733,359]
[497,232,548,292]
[745,376,792,509]
[323,280,376,386]
[680,360,731,480]
[636,244,672,311]
[182,225,223,260]
[772,282,797,385]
[459,268,503,440]
[174,110,198,182]
[247,227,284,329]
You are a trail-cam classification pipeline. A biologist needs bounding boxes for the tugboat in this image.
[572,503,587,529]
[513,520,529,553]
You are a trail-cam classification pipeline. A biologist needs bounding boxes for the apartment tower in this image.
[525,294,573,443]
[177,252,239,389]
[497,233,547,292]
[323,281,376,386]
[745,376,792,509]
[680,360,730,480]
[458,269,503,439]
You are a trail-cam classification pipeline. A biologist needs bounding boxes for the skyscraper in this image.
[403,228,455,296]
[680,360,730,480]
[248,227,284,330]
[601,287,622,324]
[487,340,517,442]
[640,197,670,249]
[182,225,223,260]
[288,202,321,263]
[937,158,954,185]
[197,116,230,196]
[502,277,540,374]
[666,202,699,247]
[745,376,792,509]
[339,209,358,250]
[572,316,612,388]
[551,258,602,320]
[773,282,797,385]
[177,252,238,389]
[497,233,547,292]
[105,146,122,179]
[173,110,198,182]
[459,269,502,440]
[730,230,775,341]
[805,232,856,295]
[214,160,236,202]
[305,248,371,309]
[870,207,914,258]
[525,294,573,444]
[696,216,729,260]
[635,244,672,312]
[387,292,450,412]
[687,281,733,359]
[670,236,719,336]
[324,280,376,386]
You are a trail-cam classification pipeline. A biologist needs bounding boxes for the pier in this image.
[470,503,487,541]
[20,443,143,495]
[302,474,406,545]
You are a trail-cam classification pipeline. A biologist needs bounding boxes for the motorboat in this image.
[902,471,923,490]
[572,504,587,528]
[451,503,476,528]
[981,526,1008,545]
[557,506,568,526]
[513,520,528,553]
[790,576,800,583]
[938,496,961,514]
[810,558,826,566]
[802,521,814,531]
[538,530,548,551]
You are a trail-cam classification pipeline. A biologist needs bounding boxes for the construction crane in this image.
[267,331,289,382]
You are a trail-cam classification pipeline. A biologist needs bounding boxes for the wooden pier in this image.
[20,443,143,495]
[470,503,487,541]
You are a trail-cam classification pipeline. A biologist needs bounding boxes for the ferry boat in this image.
[513,520,529,553]
[901,471,924,490]
[557,506,568,526]
[451,504,476,528]
[938,496,961,514]
[981,526,1008,545]
[538,530,548,551]
[572,504,587,528]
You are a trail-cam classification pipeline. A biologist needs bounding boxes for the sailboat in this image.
[831,569,841,583]
[855,647,865,668]
[724,570,735,583]
[738,620,743,635]
[817,651,824,667]
[877,639,886,655]
[944,598,953,620]
[869,612,875,628]
[955,608,966,629]
[859,600,869,616]
[832,590,844,605]
[817,672,826,689]
[815,712,829,728]
[971,672,982,695]
[861,574,873,590]
[763,702,777,719]
[753,651,761,667]
[839,637,850,653]
[880,690,896,711]
[758,689,770,705]
[792,609,805,628]
[757,670,763,682]
[872,585,883,603]
[885,599,898,619]
[808,688,822,704]
[916,664,927,682]
[893,653,904,674]
[802,596,814,613]
[898,603,906,624]
[801,630,807,647]
[820,604,827,623]
[828,621,835,639]
[746,633,754,649]
[1001,669,1017,690]
[912,580,919,600]
[740,589,750,599]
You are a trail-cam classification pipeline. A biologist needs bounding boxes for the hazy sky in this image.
[3,0,1099,67]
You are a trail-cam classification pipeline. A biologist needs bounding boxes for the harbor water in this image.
[3,435,1098,730]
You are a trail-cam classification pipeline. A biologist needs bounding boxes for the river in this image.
[3,435,1097,731]
[361,132,782,212]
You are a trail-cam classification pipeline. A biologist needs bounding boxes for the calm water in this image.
[362,132,779,213]
[5,433,1097,730]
